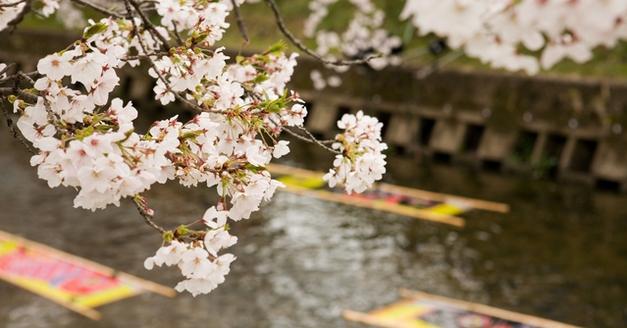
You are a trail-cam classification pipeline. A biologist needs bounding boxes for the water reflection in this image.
[0,129,626,327]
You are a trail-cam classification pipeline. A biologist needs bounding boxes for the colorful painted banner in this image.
[343,289,582,328]
[267,164,509,227]
[0,230,175,320]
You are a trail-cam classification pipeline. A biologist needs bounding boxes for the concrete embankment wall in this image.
[3,29,627,190]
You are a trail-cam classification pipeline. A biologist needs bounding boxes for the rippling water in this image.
[0,127,626,328]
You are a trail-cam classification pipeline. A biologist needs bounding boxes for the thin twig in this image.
[17,71,35,85]
[231,0,249,44]
[264,0,380,66]
[0,101,37,155]
[123,51,170,61]
[281,125,340,154]
[128,0,171,51]
[124,0,207,113]
[0,63,15,78]
[133,197,167,235]
[0,87,39,103]
[415,50,463,80]
[137,0,159,7]
[171,24,184,46]
[70,0,123,18]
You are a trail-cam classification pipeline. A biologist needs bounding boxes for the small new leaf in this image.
[264,40,288,55]
[83,23,108,40]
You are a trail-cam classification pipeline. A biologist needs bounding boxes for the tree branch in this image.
[274,117,340,154]
[133,196,167,235]
[128,0,172,51]
[0,87,39,103]
[263,0,380,66]
[70,0,124,18]
[0,101,37,155]
[231,0,249,44]
[0,63,15,78]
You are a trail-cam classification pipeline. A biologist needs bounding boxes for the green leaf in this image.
[251,73,269,84]
[83,23,108,39]
[75,126,94,140]
[163,231,174,243]
[264,40,288,55]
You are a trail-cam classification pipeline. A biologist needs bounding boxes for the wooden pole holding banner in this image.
[0,230,176,298]
[266,163,509,213]
[280,182,466,227]
[376,184,510,213]
[398,289,583,328]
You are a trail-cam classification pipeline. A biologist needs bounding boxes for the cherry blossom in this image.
[10,0,625,298]
[323,111,387,194]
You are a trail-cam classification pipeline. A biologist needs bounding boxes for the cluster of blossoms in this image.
[302,0,627,77]
[323,111,387,194]
[305,0,403,72]
[0,0,389,296]
[401,0,627,74]
[144,206,237,296]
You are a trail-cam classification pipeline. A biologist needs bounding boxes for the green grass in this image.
[16,0,627,81]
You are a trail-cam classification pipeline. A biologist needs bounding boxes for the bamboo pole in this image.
[267,163,510,214]
[377,184,510,213]
[282,184,466,227]
[398,289,583,328]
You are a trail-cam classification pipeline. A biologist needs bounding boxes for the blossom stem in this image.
[133,196,167,235]
[0,101,36,154]
[280,124,340,154]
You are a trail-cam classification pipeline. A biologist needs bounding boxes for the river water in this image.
[0,124,626,328]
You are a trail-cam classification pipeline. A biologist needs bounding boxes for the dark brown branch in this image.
[128,0,172,51]
[263,0,380,66]
[17,71,35,85]
[171,24,184,46]
[0,101,37,155]
[0,63,15,78]
[133,196,167,235]
[0,87,39,103]
[70,0,124,18]
[231,0,249,44]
